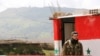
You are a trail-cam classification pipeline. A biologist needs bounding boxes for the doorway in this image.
[64,23,74,41]
[61,17,75,46]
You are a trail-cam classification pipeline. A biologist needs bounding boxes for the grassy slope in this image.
[43,50,54,56]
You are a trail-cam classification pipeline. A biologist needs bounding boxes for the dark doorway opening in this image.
[61,17,75,46]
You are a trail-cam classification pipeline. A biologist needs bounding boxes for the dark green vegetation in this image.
[0,43,45,55]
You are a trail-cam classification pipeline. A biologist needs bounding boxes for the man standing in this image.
[62,31,83,56]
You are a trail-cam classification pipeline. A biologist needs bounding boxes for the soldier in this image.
[62,31,83,56]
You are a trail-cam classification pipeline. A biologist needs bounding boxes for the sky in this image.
[0,0,100,12]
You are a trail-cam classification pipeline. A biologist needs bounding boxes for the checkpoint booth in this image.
[50,12,100,56]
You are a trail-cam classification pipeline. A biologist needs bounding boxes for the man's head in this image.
[71,31,78,40]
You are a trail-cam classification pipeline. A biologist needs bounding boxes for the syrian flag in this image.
[75,15,100,56]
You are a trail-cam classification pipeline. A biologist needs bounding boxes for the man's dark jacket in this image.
[62,39,83,56]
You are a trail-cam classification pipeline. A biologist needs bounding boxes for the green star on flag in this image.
[87,48,91,55]
[54,49,59,54]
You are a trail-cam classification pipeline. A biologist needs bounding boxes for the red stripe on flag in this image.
[75,15,100,40]
[53,19,62,40]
